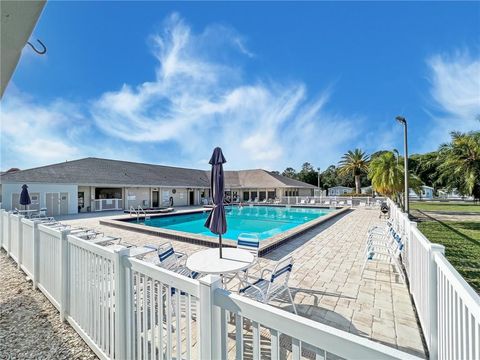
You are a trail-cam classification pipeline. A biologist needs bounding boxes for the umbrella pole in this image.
[219,234,223,258]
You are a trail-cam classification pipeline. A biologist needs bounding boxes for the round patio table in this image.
[186,248,254,275]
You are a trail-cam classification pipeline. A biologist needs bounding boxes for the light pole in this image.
[395,116,409,215]
[317,167,321,197]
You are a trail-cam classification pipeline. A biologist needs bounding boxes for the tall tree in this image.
[409,152,442,188]
[282,167,297,179]
[437,131,480,200]
[320,165,338,190]
[297,162,318,185]
[368,151,421,207]
[338,149,370,194]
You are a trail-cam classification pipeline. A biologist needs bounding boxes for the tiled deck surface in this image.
[63,208,426,358]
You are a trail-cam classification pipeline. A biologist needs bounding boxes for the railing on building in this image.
[1,205,478,359]
[92,198,123,212]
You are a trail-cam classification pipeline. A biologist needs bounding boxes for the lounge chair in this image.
[299,199,306,205]
[239,256,297,314]
[309,199,315,205]
[362,227,405,282]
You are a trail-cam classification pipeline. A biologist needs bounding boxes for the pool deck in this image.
[61,207,426,358]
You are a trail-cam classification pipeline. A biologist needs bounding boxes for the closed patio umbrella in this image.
[204,147,227,258]
[20,184,31,210]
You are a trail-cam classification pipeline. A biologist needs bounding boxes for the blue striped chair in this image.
[239,256,297,314]
[223,234,260,290]
[145,242,195,278]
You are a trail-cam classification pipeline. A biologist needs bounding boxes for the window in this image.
[95,188,122,199]
[268,191,276,199]
[259,191,266,201]
[243,192,250,201]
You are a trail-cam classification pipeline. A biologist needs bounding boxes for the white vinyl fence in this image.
[0,207,460,359]
[280,196,385,208]
[387,199,480,360]
[92,199,123,212]
[20,218,36,279]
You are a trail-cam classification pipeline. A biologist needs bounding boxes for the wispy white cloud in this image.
[422,51,480,149]
[90,13,358,170]
[1,13,364,171]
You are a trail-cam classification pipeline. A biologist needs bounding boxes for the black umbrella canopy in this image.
[204,147,227,257]
[20,184,31,210]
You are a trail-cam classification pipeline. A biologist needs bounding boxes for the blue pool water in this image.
[140,206,332,241]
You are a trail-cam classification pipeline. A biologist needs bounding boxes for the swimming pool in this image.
[139,206,333,241]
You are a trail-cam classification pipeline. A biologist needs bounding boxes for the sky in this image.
[1,1,479,172]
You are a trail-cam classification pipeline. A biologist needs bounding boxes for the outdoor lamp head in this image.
[395,116,406,124]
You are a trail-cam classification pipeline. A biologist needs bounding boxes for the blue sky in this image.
[1,1,479,172]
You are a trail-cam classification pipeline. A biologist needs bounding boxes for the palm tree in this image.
[437,131,480,200]
[368,151,422,207]
[338,149,370,194]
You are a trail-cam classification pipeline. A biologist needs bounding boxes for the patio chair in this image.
[309,199,315,205]
[239,256,297,314]
[145,242,198,279]
[300,199,306,205]
[223,233,261,289]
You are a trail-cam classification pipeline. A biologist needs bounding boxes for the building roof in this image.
[0,157,315,189]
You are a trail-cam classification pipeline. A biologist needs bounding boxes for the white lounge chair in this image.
[239,256,297,314]
[362,227,405,282]
[309,199,315,205]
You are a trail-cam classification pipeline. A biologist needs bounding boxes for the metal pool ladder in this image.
[129,206,150,223]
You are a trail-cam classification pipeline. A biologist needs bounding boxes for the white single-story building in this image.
[328,186,353,196]
[437,188,466,200]
[361,186,373,195]
[0,157,315,216]
[409,185,434,200]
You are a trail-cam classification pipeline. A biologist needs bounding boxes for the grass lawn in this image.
[418,221,480,293]
[410,202,480,213]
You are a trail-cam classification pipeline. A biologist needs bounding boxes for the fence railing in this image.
[387,199,480,360]
[1,209,437,359]
[279,195,386,207]
[213,284,419,360]
[92,199,123,212]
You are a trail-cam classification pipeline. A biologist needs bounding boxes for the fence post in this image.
[198,274,223,359]
[32,221,39,289]
[0,210,3,250]
[17,215,24,269]
[59,230,70,322]
[114,248,130,359]
[6,213,11,255]
[429,244,445,360]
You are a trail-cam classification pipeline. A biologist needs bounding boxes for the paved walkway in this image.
[63,208,426,357]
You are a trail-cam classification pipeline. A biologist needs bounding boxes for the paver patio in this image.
[62,207,426,358]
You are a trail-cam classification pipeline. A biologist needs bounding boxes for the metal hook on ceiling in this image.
[26,39,47,55]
